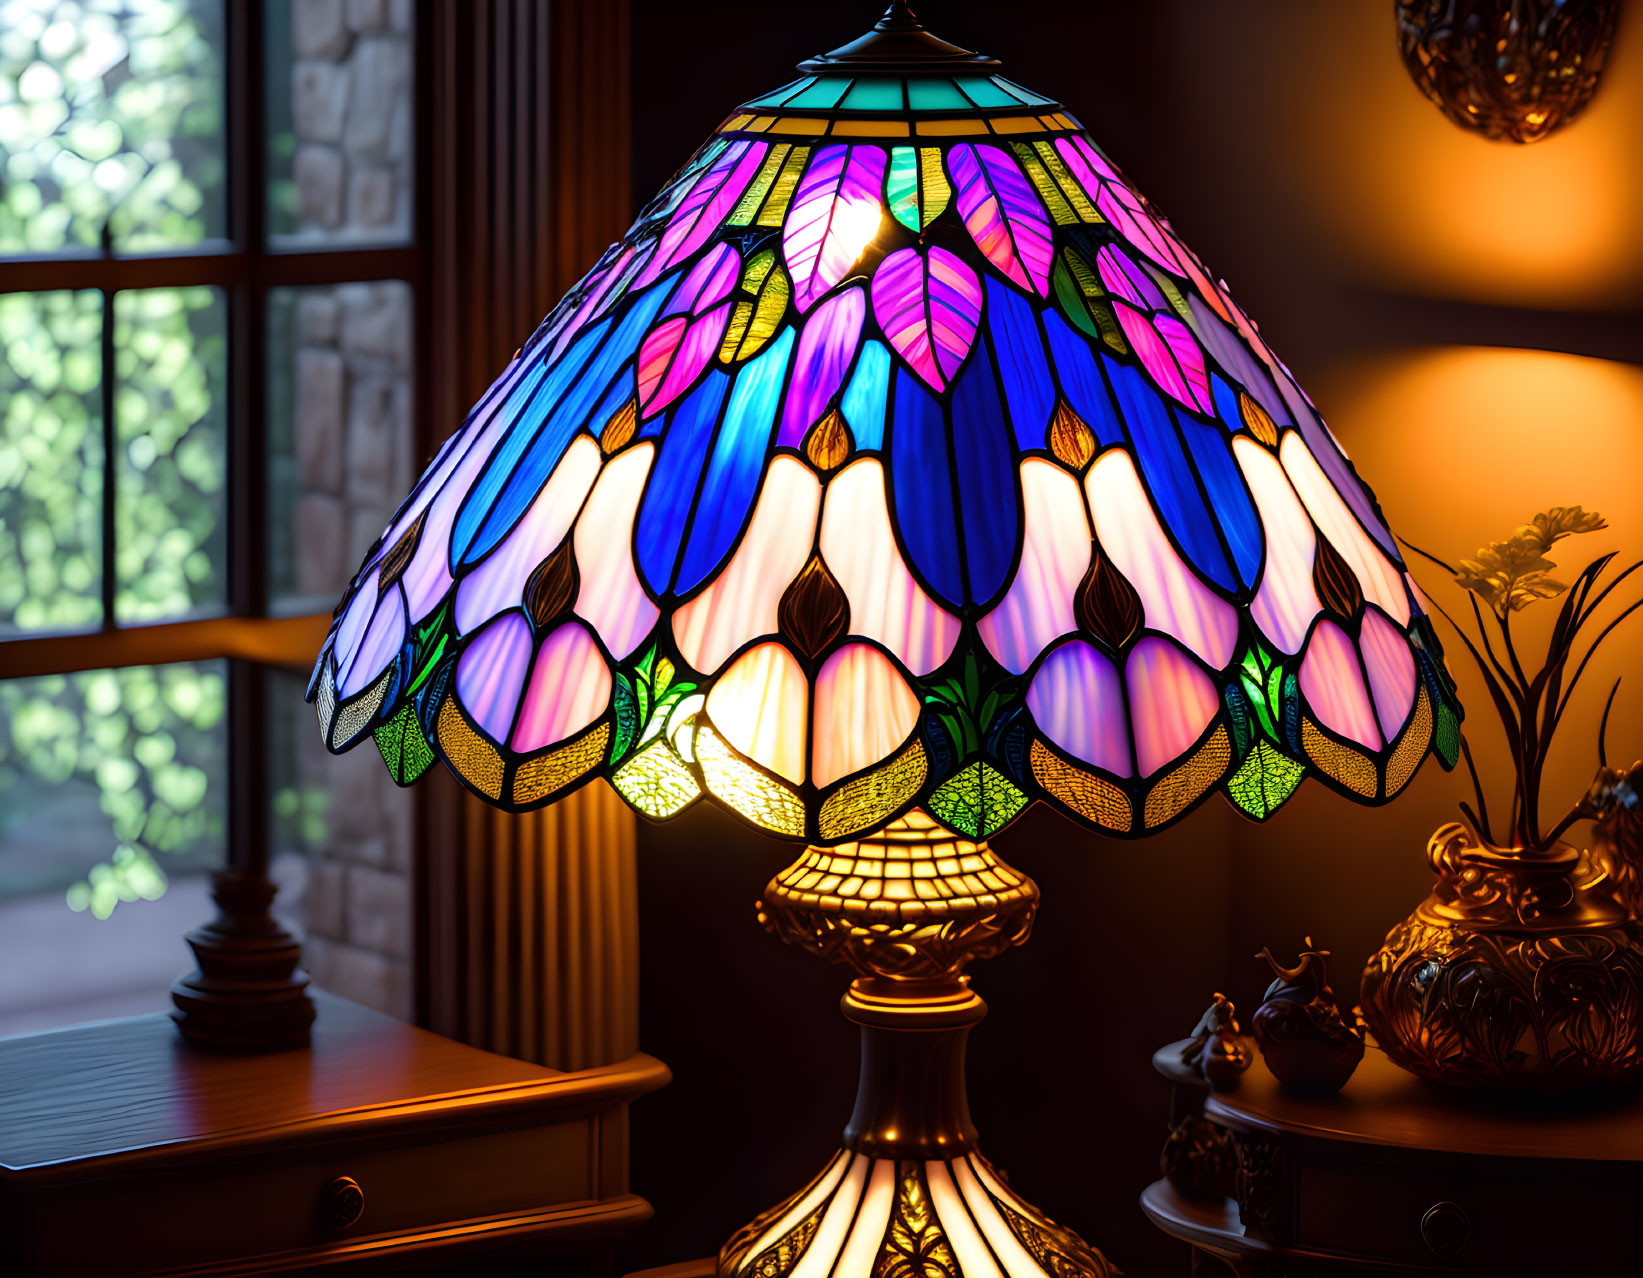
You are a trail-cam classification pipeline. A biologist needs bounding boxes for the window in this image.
[0,0,419,1033]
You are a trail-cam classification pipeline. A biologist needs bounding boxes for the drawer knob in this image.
[1421,1201,1470,1259]
[323,1176,366,1231]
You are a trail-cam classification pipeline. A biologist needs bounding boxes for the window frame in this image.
[0,0,433,888]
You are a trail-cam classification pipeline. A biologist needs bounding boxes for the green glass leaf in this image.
[374,702,435,786]
[1434,696,1462,769]
[1226,739,1305,820]
[928,761,1029,839]
[887,147,922,232]
[610,676,640,764]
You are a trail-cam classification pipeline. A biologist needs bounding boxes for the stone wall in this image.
[287,0,414,246]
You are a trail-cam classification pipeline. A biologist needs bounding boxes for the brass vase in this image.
[1360,821,1643,1089]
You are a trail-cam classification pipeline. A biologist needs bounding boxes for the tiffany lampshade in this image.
[309,5,1462,1273]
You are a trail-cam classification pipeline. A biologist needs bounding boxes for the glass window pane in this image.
[267,281,414,609]
[114,285,227,623]
[0,288,102,633]
[0,0,226,256]
[265,0,415,247]
[0,660,226,1036]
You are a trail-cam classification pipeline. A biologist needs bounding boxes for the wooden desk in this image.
[1143,1040,1643,1274]
[0,991,669,1276]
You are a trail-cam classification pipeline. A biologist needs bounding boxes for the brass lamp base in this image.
[722,813,1118,1278]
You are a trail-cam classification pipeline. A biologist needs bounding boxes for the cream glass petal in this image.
[924,1161,1004,1278]
[1085,449,1238,670]
[1233,436,1322,655]
[1280,432,1409,627]
[455,435,602,635]
[706,642,810,783]
[952,1156,1047,1278]
[789,1154,870,1278]
[819,457,960,677]
[979,458,1092,675]
[574,443,661,660]
[811,644,920,788]
[674,456,821,675]
[1300,619,1383,750]
[732,1152,854,1267]
[830,1159,897,1278]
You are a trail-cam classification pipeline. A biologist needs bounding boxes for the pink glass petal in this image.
[1232,437,1321,655]
[509,621,612,753]
[777,287,866,446]
[456,611,535,743]
[784,145,888,312]
[979,459,1091,674]
[1360,608,1417,741]
[706,642,809,783]
[1055,136,1185,275]
[638,140,766,286]
[1154,315,1215,415]
[640,302,732,418]
[674,456,822,674]
[575,443,661,660]
[635,316,689,411]
[1027,641,1133,778]
[665,242,740,317]
[870,246,980,392]
[455,435,602,635]
[1096,245,1167,312]
[819,458,960,677]
[339,583,407,699]
[1084,450,1238,669]
[811,644,920,788]
[1114,303,1195,409]
[1280,433,1409,627]
[947,143,1053,296]
[1300,619,1383,751]
[1127,637,1220,778]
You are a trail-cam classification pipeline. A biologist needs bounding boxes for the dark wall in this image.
[622,3,1643,1276]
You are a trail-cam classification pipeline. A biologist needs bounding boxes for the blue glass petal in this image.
[1211,373,1242,433]
[1043,312,1121,446]
[889,370,964,608]
[636,369,731,597]
[1177,409,1261,589]
[949,354,1018,605]
[674,330,794,596]
[455,281,671,567]
[986,277,1053,451]
[841,340,890,451]
[449,317,609,567]
[587,372,634,440]
[1105,358,1237,592]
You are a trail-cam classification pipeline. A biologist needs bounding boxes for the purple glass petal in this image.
[871,246,981,392]
[948,143,1053,296]
[1126,637,1220,778]
[456,611,535,743]
[784,145,888,312]
[332,567,381,681]
[1027,641,1133,777]
[1096,244,1167,312]
[665,242,741,317]
[637,140,764,286]
[510,621,612,753]
[340,583,407,699]
[776,287,866,447]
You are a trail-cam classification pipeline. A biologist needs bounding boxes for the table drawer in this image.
[1295,1158,1634,1273]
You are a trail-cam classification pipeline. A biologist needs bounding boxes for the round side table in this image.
[1143,1039,1643,1275]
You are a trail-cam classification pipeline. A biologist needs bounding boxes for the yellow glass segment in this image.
[1030,139,1100,222]
[611,738,702,818]
[512,721,610,806]
[728,143,792,226]
[757,145,812,228]
[1302,716,1379,797]
[1143,725,1233,828]
[436,692,504,801]
[1012,142,1076,225]
[818,739,929,841]
[695,722,806,836]
[1385,685,1434,797]
[1029,739,1132,833]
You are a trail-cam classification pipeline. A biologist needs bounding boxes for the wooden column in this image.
[416,0,640,1071]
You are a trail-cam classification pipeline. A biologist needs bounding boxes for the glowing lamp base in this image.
[721,814,1117,1278]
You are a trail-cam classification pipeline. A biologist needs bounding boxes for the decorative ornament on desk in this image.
[1251,939,1364,1094]
[1180,991,1252,1092]
[1395,0,1622,143]
[1361,508,1643,1090]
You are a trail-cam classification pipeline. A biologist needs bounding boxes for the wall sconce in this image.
[1396,0,1622,142]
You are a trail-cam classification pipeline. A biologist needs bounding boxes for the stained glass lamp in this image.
[308,6,1462,1273]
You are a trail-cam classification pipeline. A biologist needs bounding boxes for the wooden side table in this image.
[0,991,669,1276]
[1142,1039,1643,1274]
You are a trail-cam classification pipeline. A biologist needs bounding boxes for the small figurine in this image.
[1180,991,1252,1092]
[1252,939,1364,1094]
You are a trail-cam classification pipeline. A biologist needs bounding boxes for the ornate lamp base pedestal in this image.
[721,814,1117,1278]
